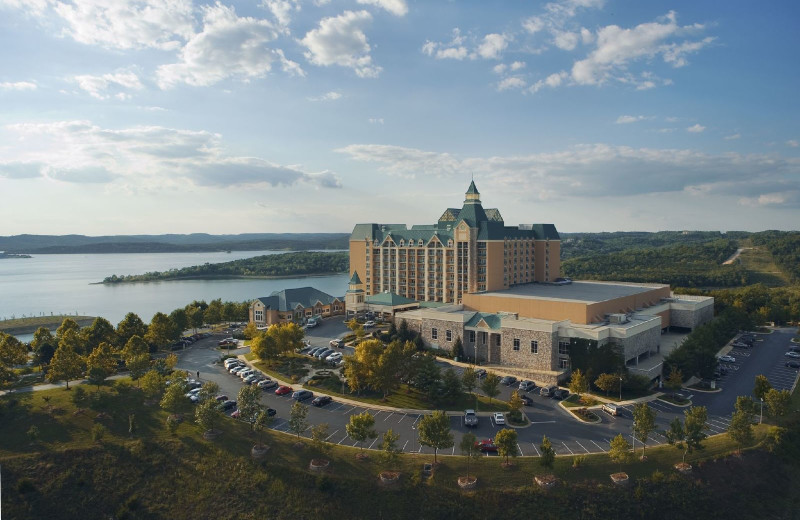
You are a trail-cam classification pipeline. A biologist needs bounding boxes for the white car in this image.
[363,321,375,328]
[785,351,800,358]
[719,355,736,363]
[493,412,505,425]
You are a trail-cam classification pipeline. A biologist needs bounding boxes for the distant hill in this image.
[0,233,350,254]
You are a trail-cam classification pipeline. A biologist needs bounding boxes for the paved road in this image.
[175,324,799,458]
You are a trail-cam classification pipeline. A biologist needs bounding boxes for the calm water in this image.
[0,251,349,334]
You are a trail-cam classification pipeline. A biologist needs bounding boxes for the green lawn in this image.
[562,394,599,408]
[737,242,791,287]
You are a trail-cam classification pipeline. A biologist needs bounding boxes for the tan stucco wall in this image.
[583,286,671,323]
[485,241,505,291]
[548,241,561,280]
[349,239,367,293]
[462,292,591,323]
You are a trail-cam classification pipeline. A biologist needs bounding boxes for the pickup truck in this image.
[464,409,478,427]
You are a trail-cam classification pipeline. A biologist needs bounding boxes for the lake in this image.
[0,251,350,335]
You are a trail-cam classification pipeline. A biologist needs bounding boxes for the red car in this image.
[475,439,498,453]
[275,385,292,395]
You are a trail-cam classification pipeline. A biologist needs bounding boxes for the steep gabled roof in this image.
[256,287,342,312]
[465,312,503,330]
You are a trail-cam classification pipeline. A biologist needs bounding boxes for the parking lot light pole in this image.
[760,398,764,424]
[619,376,623,401]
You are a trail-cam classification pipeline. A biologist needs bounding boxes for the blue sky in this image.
[0,0,798,235]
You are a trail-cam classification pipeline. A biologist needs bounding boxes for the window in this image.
[530,340,538,354]
[446,330,452,342]
[254,310,263,322]
[558,340,569,355]
[495,335,501,346]
[513,338,520,351]
[559,357,570,369]
[431,328,438,340]
[469,331,476,343]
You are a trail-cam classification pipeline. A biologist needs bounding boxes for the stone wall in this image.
[499,328,557,372]
[671,303,714,329]
[615,324,662,363]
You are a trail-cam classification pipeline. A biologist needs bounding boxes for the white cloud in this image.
[301,10,381,78]
[157,3,301,88]
[497,77,526,91]
[356,0,407,17]
[528,71,568,93]
[616,115,647,124]
[475,33,508,60]
[261,0,301,29]
[510,61,526,71]
[724,133,741,140]
[308,91,342,101]
[552,30,579,50]
[337,142,800,206]
[72,70,143,100]
[0,81,37,91]
[492,64,507,75]
[571,12,713,88]
[687,124,705,133]
[422,28,468,61]
[1,120,342,189]
[52,0,195,50]
[368,118,384,124]
[787,140,799,148]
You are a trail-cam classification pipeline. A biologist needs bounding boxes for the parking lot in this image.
[176,324,798,458]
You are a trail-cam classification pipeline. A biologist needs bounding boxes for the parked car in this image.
[224,359,242,368]
[186,381,202,390]
[230,366,246,375]
[601,403,620,416]
[499,376,517,386]
[518,380,536,392]
[258,379,278,390]
[215,394,228,402]
[308,347,324,357]
[266,408,277,417]
[231,409,241,419]
[326,353,343,364]
[312,395,333,407]
[363,321,376,328]
[475,439,498,453]
[330,338,345,348]
[219,400,237,411]
[275,385,292,395]
[315,348,334,360]
[464,409,478,427]
[732,342,750,349]
[719,355,736,363]
[552,389,569,400]
[292,390,314,401]
[243,375,261,385]
[474,369,487,379]
[785,361,800,369]
[785,351,800,358]
[519,394,533,406]
[493,412,505,425]
[185,387,202,398]
[540,385,557,397]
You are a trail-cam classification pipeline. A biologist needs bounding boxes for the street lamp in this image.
[619,375,623,401]
[760,397,764,424]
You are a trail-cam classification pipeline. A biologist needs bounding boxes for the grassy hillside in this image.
[2,381,798,519]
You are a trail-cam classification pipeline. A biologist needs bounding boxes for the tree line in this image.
[101,251,349,283]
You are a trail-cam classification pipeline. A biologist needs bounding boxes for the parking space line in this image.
[329,403,344,411]
[337,433,349,445]
[590,440,605,452]
[575,440,590,454]
[368,437,379,449]
[384,412,395,421]
[402,440,409,452]
[397,414,407,423]
[517,443,524,456]
[341,406,355,415]
[352,440,360,447]
[531,443,540,456]
[411,415,422,429]
[325,429,339,441]
[562,442,574,455]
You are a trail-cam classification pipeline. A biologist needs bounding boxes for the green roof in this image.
[348,271,363,285]
[365,291,418,307]
[256,287,342,312]
[465,312,503,330]
[466,180,480,195]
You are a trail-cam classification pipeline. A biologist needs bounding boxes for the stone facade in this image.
[670,302,714,329]
[500,328,557,372]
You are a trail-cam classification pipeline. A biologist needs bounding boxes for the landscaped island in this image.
[100,251,349,284]
[0,315,96,335]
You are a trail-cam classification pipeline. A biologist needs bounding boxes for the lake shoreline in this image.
[93,271,349,285]
[0,315,97,335]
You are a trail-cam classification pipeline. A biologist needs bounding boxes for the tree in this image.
[417,410,453,463]
[765,388,791,418]
[146,312,177,349]
[204,299,223,325]
[452,336,464,360]
[495,428,518,465]
[81,317,117,354]
[735,395,757,420]
[30,327,56,369]
[288,401,309,438]
[197,381,220,403]
[0,332,28,384]
[461,366,478,397]
[753,374,772,401]
[116,313,148,347]
[253,410,274,446]
[55,318,81,344]
[508,391,524,416]
[195,398,221,433]
[169,308,189,337]
[440,368,463,403]
[481,372,501,405]
[237,385,263,430]
[632,402,657,458]
[459,432,480,479]
[140,370,164,399]
[665,406,708,463]
[594,373,619,396]
[126,353,151,387]
[311,423,331,456]
[380,428,402,468]
[608,433,632,471]
[568,368,589,398]
[539,435,555,469]
[728,409,754,454]
[187,305,205,332]
[47,340,85,389]
[665,368,683,393]
[122,335,149,360]
[250,331,277,360]
[346,411,377,452]
[160,375,188,413]
[373,340,404,398]
[85,341,117,390]
[242,322,259,340]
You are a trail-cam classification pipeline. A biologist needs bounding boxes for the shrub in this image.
[16,478,36,494]
[91,423,107,443]
[572,455,585,468]
[71,386,88,406]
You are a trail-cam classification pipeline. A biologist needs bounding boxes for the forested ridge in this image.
[102,251,349,283]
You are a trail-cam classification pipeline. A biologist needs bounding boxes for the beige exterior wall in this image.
[547,241,561,280]
[462,292,590,323]
[583,286,671,323]
[485,241,505,292]
[350,240,367,291]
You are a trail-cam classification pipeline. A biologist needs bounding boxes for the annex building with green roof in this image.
[249,286,345,327]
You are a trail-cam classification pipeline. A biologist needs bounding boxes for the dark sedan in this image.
[312,395,333,407]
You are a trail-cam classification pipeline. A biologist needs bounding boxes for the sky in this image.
[0,0,798,235]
